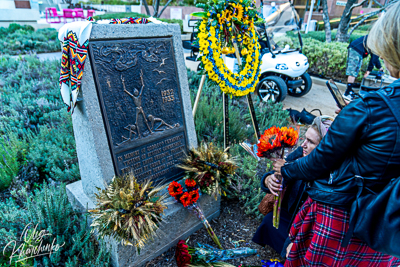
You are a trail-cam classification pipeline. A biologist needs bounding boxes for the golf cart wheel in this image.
[288,72,312,97]
[256,76,288,103]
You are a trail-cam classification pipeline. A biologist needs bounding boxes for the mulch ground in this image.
[145,199,284,267]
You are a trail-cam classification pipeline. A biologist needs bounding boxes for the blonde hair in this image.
[367,1,400,72]
[310,124,322,143]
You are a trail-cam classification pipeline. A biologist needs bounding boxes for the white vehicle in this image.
[225,1,311,103]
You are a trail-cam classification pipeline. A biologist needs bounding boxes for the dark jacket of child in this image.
[348,35,382,72]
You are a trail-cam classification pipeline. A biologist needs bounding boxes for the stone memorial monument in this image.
[66,23,220,267]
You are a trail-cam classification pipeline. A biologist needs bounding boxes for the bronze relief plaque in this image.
[88,37,188,183]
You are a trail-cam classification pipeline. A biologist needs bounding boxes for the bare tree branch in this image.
[346,0,389,17]
[348,10,381,34]
[152,0,157,16]
[158,0,173,18]
[346,0,369,17]
[348,0,399,34]
[336,0,358,42]
[372,0,384,8]
[155,0,161,17]
[349,7,381,22]
[142,0,151,16]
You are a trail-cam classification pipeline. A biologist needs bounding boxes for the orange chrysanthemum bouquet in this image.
[257,126,299,229]
[168,179,222,249]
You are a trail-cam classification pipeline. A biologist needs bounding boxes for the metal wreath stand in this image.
[191,42,261,149]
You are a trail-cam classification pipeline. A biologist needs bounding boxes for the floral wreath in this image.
[194,0,263,97]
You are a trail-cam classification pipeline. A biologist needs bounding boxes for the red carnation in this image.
[180,192,191,207]
[175,240,192,267]
[168,181,183,199]
[185,178,197,188]
[189,189,199,204]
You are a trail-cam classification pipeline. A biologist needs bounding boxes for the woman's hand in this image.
[286,242,293,258]
[264,174,282,196]
[335,100,350,114]
[272,159,286,176]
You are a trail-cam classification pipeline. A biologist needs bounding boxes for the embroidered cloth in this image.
[58,17,150,113]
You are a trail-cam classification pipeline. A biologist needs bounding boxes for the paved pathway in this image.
[36,52,62,61]
[282,80,338,118]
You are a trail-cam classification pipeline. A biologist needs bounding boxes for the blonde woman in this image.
[252,117,332,257]
[272,2,400,266]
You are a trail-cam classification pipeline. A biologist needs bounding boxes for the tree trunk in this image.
[158,0,173,18]
[321,0,332,42]
[142,0,151,16]
[154,0,160,17]
[335,0,358,42]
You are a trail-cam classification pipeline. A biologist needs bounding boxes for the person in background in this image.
[252,117,333,257]
[344,35,383,101]
[273,3,400,265]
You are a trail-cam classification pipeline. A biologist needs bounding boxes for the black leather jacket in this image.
[281,78,400,208]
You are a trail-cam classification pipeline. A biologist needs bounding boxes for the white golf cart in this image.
[184,1,311,103]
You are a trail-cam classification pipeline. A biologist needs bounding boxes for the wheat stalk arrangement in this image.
[178,143,238,200]
[88,172,168,252]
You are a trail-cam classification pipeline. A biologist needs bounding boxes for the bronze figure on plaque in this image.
[118,69,178,145]
[122,70,153,138]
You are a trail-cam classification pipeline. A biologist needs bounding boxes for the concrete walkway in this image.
[36,52,62,61]
[283,77,339,118]
[7,52,62,61]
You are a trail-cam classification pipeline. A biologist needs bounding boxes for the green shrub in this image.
[0,23,34,38]
[301,30,368,44]
[0,129,25,190]
[0,56,80,185]
[303,38,372,82]
[25,124,80,182]
[93,12,184,33]
[187,70,291,144]
[0,197,29,252]
[192,89,249,144]
[250,100,290,133]
[0,24,59,55]
[0,183,111,266]
[224,150,266,221]
[187,70,252,144]
[357,23,374,31]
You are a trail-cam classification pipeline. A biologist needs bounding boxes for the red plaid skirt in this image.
[285,197,400,267]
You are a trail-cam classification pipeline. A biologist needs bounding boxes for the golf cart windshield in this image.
[263,2,301,53]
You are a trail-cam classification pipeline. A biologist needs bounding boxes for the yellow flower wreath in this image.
[196,0,263,97]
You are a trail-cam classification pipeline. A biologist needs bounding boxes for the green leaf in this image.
[191,12,207,18]
[256,17,265,24]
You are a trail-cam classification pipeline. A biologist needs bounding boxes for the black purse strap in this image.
[342,88,400,247]
[310,109,322,116]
